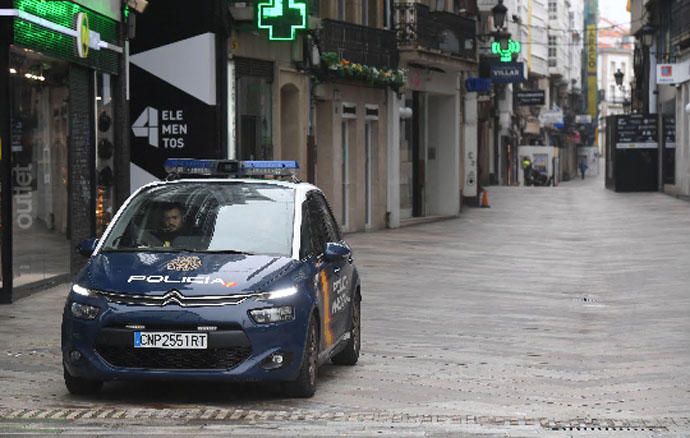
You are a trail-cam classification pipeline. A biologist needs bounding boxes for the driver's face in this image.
[162,208,183,233]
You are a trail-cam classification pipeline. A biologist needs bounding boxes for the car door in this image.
[302,194,333,352]
[310,192,355,345]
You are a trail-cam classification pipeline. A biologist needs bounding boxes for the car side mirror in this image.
[77,239,98,257]
[324,242,351,262]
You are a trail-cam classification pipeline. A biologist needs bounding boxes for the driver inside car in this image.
[138,202,202,249]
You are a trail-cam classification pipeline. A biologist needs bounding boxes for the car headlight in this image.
[249,306,295,324]
[256,286,298,301]
[70,302,100,320]
[71,284,94,297]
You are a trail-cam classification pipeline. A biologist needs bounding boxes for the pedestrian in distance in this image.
[579,159,588,180]
[521,156,533,186]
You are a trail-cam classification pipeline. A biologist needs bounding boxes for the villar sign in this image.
[490,62,525,84]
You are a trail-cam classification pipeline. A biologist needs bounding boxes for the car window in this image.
[307,195,328,256]
[300,201,313,260]
[313,193,341,242]
[100,182,295,257]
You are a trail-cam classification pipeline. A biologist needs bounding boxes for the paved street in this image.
[1,174,690,436]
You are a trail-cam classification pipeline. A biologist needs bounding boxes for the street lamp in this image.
[492,0,508,30]
[614,69,624,87]
[639,24,656,48]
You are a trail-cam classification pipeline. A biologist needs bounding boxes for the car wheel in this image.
[331,294,360,366]
[283,316,318,398]
[64,366,103,396]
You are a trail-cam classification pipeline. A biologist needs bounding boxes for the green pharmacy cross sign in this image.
[492,39,521,62]
[257,0,308,41]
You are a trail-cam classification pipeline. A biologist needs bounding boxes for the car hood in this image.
[80,252,299,296]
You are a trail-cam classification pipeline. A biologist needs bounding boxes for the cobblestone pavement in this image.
[1,174,690,436]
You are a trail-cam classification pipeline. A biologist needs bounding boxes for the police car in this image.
[61,160,361,398]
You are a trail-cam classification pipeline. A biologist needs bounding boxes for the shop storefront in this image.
[0,0,123,303]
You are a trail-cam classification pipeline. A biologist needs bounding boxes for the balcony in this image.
[671,0,690,50]
[394,2,477,62]
[319,19,399,70]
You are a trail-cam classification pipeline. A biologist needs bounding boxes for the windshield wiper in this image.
[203,249,255,255]
[101,247,199,253]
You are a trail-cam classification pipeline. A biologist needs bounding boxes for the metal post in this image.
[0,6,13,304]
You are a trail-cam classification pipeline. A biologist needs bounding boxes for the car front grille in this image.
[95,345,252,370]
[96,290,257,307]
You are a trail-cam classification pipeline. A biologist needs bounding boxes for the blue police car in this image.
[61,160,361,398]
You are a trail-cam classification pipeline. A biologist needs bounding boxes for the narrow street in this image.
[1,175,690,436]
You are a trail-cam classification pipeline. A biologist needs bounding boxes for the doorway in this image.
[280,84,300,162]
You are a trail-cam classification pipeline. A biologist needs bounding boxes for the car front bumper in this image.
[61,293,312,383]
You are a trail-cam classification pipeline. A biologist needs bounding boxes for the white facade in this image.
[548,0,569,78]
[596,17,634,151]
[565,0,583,90]
[598,50,633,108]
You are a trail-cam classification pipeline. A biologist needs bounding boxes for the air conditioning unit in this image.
[229,1,254,22]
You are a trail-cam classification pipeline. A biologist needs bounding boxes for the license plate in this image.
[134,332,208,349]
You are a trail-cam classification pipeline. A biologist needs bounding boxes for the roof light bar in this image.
[164,159,299,179]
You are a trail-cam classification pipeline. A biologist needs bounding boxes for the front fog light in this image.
[70,302,100,320]
[249,306,295,324]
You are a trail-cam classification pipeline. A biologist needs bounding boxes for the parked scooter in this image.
[525,167,554,187]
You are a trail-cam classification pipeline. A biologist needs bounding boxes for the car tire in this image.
[64,366,103,396]
[283,316,319,398]
[331,294,360,366]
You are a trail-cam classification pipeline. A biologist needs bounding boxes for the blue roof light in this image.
[164,159,299,179]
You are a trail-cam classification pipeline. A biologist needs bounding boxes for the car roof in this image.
[136,178,322,205]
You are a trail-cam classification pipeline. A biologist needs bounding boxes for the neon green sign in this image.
[257,0,308,41]
[492,39,521,62]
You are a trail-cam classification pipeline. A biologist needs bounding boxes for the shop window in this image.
[9,48,70,288]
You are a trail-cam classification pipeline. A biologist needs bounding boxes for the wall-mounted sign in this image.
[465,77,492,93]
[516,90,545,106]
[575,114,592,124]
[615,115,658,149]
[3,0,122,73]
[656,60,690,85]
[539,108,564,127]
[491,39,521,62]
[490,62,525,84]
[76,12,90,58]
[257,0,308,41]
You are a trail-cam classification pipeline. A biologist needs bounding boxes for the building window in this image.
[548,1,557,20]
[361,0,377,26]
[548,35,557,67]
[383,0,392,28]
[432,0,445,12]
[337,0,346,20]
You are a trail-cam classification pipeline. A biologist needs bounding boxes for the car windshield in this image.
[100,182,295,257]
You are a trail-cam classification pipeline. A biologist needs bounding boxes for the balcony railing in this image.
[319,19,399,70]
[394,2,477,61]
[671,0,690,49]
